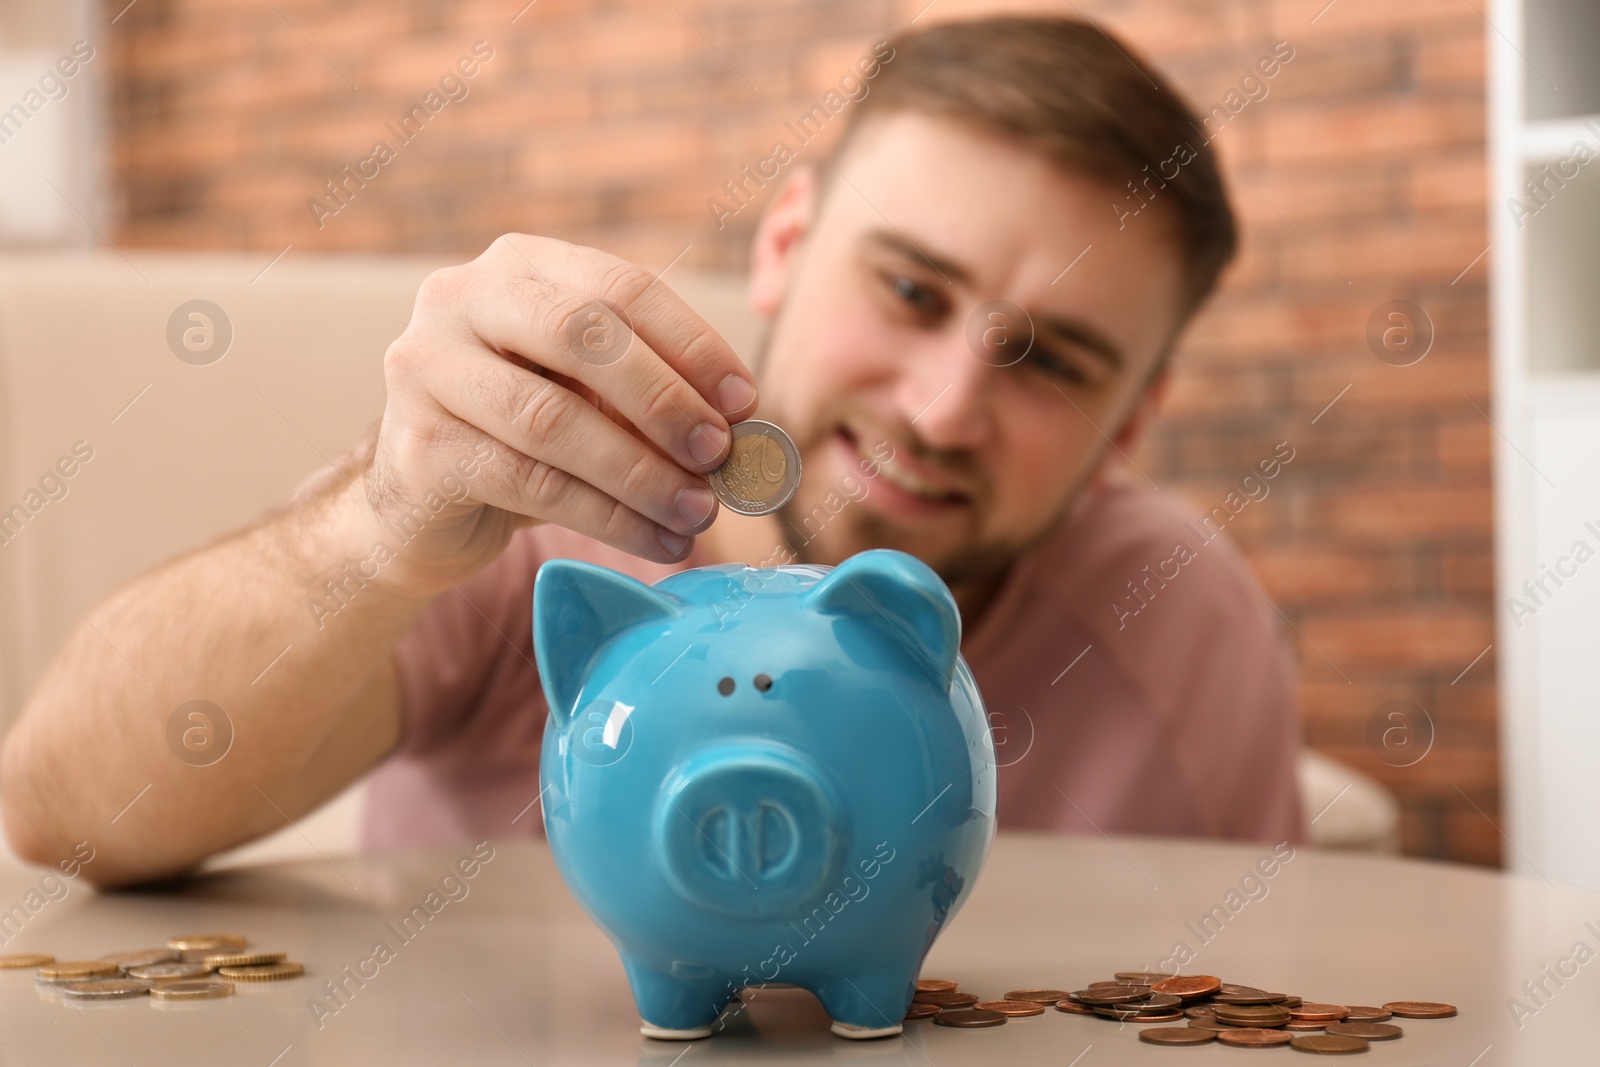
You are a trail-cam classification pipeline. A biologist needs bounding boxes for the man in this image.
[1,16,1303,888]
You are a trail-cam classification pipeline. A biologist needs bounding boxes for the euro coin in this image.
[0,954,53,969]
[37,961,118,982]
[150,980,234,1001]
[974,999,1046,1016]
[126,962,214,982]
[59,978,152,1000]
[202,951,285,968]
[99,949,178,969]
[706,420,800,516]
[1382,1000,1456,1018]
[167,934,246,952]
[217,962,304,981]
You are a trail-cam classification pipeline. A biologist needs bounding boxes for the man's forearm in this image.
[0,472,439,886]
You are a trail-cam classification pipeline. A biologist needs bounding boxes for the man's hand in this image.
[367,234,759,591]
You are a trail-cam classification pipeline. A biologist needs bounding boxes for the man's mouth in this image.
[837,426,971,506]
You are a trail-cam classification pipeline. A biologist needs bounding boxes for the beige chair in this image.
[0,253,1395,870]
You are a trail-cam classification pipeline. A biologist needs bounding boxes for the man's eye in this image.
[889,275,939,312]
[1027,348,1087,384]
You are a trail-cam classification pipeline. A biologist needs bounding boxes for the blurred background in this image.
[1,0,1595,881]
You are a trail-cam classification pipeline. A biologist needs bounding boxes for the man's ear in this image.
[748,165,816,317]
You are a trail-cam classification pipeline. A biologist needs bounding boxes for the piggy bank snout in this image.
[654,744,845,919]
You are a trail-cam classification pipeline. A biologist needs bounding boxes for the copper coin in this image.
[1219,983,1257,995]
[1290,1034,1369,1054]
[149,979,234,1001]
[915,990,979,1008]
[1115,971,1171,982]
[1131,993,1182,1011]
[1279,996,1303,1008]
[933,1008,1007,1028]
[1290,1003,1350,1022]
[0,954,53,969]
[1128,1011,1186,1022]
[1284,1019,1328,1031]
[1189,1018,1241,1032]
[1088,979,1133,989]
[1072,985,1151,1005]
[1214,988,1288,1005]
[1004,988,1075,1004]
[1141,1026,1218,1045]
[1382,1000,1456,1018]
[1185,1005,1217,1020]
[1326,1021,1403,1040]
[976,1000,1046,1017]
[1055,999,1096,1015]
[1214,1004,1293,1027]
[916,979,958,994]
[1217,1028,1295,1047]
[1342,1006,1392,1022]
[167,934,246,952]
[905,1002,941,1020]
[1152,974,1222,999]
[126,962,213,982]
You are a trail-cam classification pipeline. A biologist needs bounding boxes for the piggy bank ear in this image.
[804,549,960,690]
[533,559,682,726]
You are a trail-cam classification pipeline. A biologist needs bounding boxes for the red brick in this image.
[1299,608,1494,671]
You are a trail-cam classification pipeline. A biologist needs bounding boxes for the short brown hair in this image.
[818,15,1238,321]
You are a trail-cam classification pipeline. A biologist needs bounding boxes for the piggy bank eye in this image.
[716,677,735,696]
[753,673,772,692]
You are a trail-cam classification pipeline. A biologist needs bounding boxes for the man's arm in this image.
[0,473,424,888]
[0,234,758,887]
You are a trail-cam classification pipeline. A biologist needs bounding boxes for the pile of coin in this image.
[4,933,305,1005]
[910,971,1457,1053]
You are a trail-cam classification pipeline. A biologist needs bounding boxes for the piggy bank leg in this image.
[623,954,733,1040]
[814,967,916,1039]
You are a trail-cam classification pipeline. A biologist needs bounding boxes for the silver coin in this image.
[706,419,801,516]
[126,961,214,982]
[99,949,178,969]
[59,978,153,1000]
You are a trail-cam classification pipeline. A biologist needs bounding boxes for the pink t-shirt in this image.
[361,481,1306,849]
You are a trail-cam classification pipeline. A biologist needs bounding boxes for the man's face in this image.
[748,111,1188,587]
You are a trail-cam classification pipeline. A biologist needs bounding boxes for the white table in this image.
[0,832,1590,1064]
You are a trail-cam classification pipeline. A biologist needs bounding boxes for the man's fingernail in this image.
[688,422,728,465]
[718,374,756,415]
[657,528,691,557]
[676,486,716,528]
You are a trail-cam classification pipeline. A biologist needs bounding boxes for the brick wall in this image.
[106,0,1498,865]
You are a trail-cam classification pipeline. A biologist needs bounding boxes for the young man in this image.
[1,16,1303,888]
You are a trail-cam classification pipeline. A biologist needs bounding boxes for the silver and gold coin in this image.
[202,951,284,969]
[59,978,153,1001]
[706,419,801,516]
[149,980,235,1001]
[126,961,214,982]
[99,949,178,970]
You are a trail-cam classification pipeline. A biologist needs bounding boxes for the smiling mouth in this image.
[838,426,970,505]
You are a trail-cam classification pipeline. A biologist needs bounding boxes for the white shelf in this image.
[1521,115,1600,163]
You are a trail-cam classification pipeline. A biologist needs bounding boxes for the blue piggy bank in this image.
[533,549,997,1040]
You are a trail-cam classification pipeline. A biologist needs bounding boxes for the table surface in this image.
[1,831,1594,1065]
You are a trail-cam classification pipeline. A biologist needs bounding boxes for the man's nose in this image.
[898,326,997,451]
